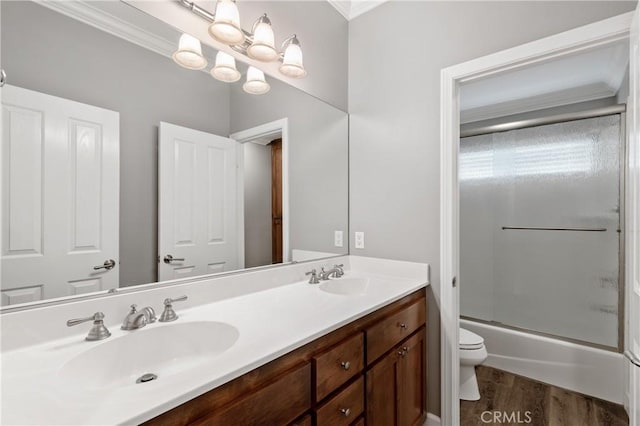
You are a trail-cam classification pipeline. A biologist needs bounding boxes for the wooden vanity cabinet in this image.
[145,288,427,426]
[366,328,426,426]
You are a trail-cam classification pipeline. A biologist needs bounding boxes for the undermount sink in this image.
[58,321,238,390]
[320,277,370,296]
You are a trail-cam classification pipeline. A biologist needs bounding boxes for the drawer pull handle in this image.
[398,346,410,357]
[340,408,351,417]
[399,323,408,329]
[340,361,351,370]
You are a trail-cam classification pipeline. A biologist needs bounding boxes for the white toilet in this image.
[459,327,487,401]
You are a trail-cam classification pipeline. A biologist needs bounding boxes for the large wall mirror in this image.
[0,1,348,307]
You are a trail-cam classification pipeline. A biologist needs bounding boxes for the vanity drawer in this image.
[366,298,426,364]
[316,376,364,426]
[190,363,311,426]
[313,332,364,401]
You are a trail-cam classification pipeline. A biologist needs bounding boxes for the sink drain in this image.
[136,373,158,384]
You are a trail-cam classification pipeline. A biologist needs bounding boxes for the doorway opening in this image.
[439,11,638,425]
[231,118,290,269]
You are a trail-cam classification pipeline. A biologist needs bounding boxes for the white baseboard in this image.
[425,412,441,426]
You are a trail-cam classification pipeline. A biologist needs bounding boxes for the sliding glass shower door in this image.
[460,114,621,348]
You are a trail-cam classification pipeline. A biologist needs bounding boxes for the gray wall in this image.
[230,78,349,257]
[243,143,273,268]
[1,1,230,287]
[348,1,636,415]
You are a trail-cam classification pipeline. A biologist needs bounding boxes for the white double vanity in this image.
[1,256,429,425]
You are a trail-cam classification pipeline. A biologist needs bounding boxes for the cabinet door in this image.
[366,328,426,426]
[366,347,399,426]
[398,329,426,426]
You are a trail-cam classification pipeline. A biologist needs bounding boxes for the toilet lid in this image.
[460,328,484,350]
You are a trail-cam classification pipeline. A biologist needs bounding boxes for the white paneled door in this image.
[1,85,119,305]
[158,122,238,281]
[626,4,640,424]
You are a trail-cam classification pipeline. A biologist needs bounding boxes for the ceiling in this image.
[460,40,629,123]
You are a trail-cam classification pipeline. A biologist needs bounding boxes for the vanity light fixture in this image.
[172,33,208,70]
[243,66,270,95]
[208,0,244,45]
[211,51,241,82]
[279,35,307,78]
[247,14,278,62]
[177,0,308,79]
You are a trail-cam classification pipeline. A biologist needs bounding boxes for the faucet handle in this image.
[159,295,188,322]
[164,295,187,305]
[334,264,345,277]
[305,269,320,284]
[67,312,111,341]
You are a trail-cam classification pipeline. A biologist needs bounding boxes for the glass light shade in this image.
[279,40,307,78]
[172,33,207,70]
[211,51,241,83]
[247,21,277,62]
[209,0,244,45]
[243,66,270,95]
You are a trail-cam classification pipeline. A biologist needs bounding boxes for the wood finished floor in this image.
[460,366,629,426]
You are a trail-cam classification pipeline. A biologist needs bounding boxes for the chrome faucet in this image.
[121,304,156,330]
[319,264,345,280]
[67,311,111,341]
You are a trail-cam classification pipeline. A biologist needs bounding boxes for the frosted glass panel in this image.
[460,115,620,348]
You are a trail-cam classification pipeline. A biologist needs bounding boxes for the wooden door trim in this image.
[270,139,283,264]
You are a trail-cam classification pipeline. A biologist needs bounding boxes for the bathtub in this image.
[460,319,624,404]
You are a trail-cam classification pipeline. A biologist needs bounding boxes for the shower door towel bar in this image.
[502,226,607,232]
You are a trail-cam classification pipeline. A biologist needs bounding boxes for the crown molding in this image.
[34,0,176,60]
[327,0,388,21]
[349,0,389,20]
[326,0,351,20]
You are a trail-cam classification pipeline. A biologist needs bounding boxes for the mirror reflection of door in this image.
[1,85,119,305]
[243,137,284,268]
[157,122,239,282]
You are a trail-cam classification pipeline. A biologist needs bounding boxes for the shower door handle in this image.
[452,276,457,288]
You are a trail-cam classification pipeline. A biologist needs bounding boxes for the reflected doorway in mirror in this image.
[231,118,290,268]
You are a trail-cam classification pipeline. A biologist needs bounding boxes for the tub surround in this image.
[1,256,429,425]
[460,319,624,404]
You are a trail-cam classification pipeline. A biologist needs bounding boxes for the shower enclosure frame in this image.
[459,107,627,354]
[438,11,636,426]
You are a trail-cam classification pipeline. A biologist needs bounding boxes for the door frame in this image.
[439,12,635,425]
[230,118,291,267]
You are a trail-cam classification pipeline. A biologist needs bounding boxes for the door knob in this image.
[93,259,116,271]
[163,254,185,264]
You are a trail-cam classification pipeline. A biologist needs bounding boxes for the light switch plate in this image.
[355,232,365,249]
[334,230,343,247]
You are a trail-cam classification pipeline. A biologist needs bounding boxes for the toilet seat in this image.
[460,328,484,350]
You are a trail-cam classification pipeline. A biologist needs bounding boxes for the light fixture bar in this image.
[178,0,215,22]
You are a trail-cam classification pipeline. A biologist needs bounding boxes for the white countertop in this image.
[1,260,428,425]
